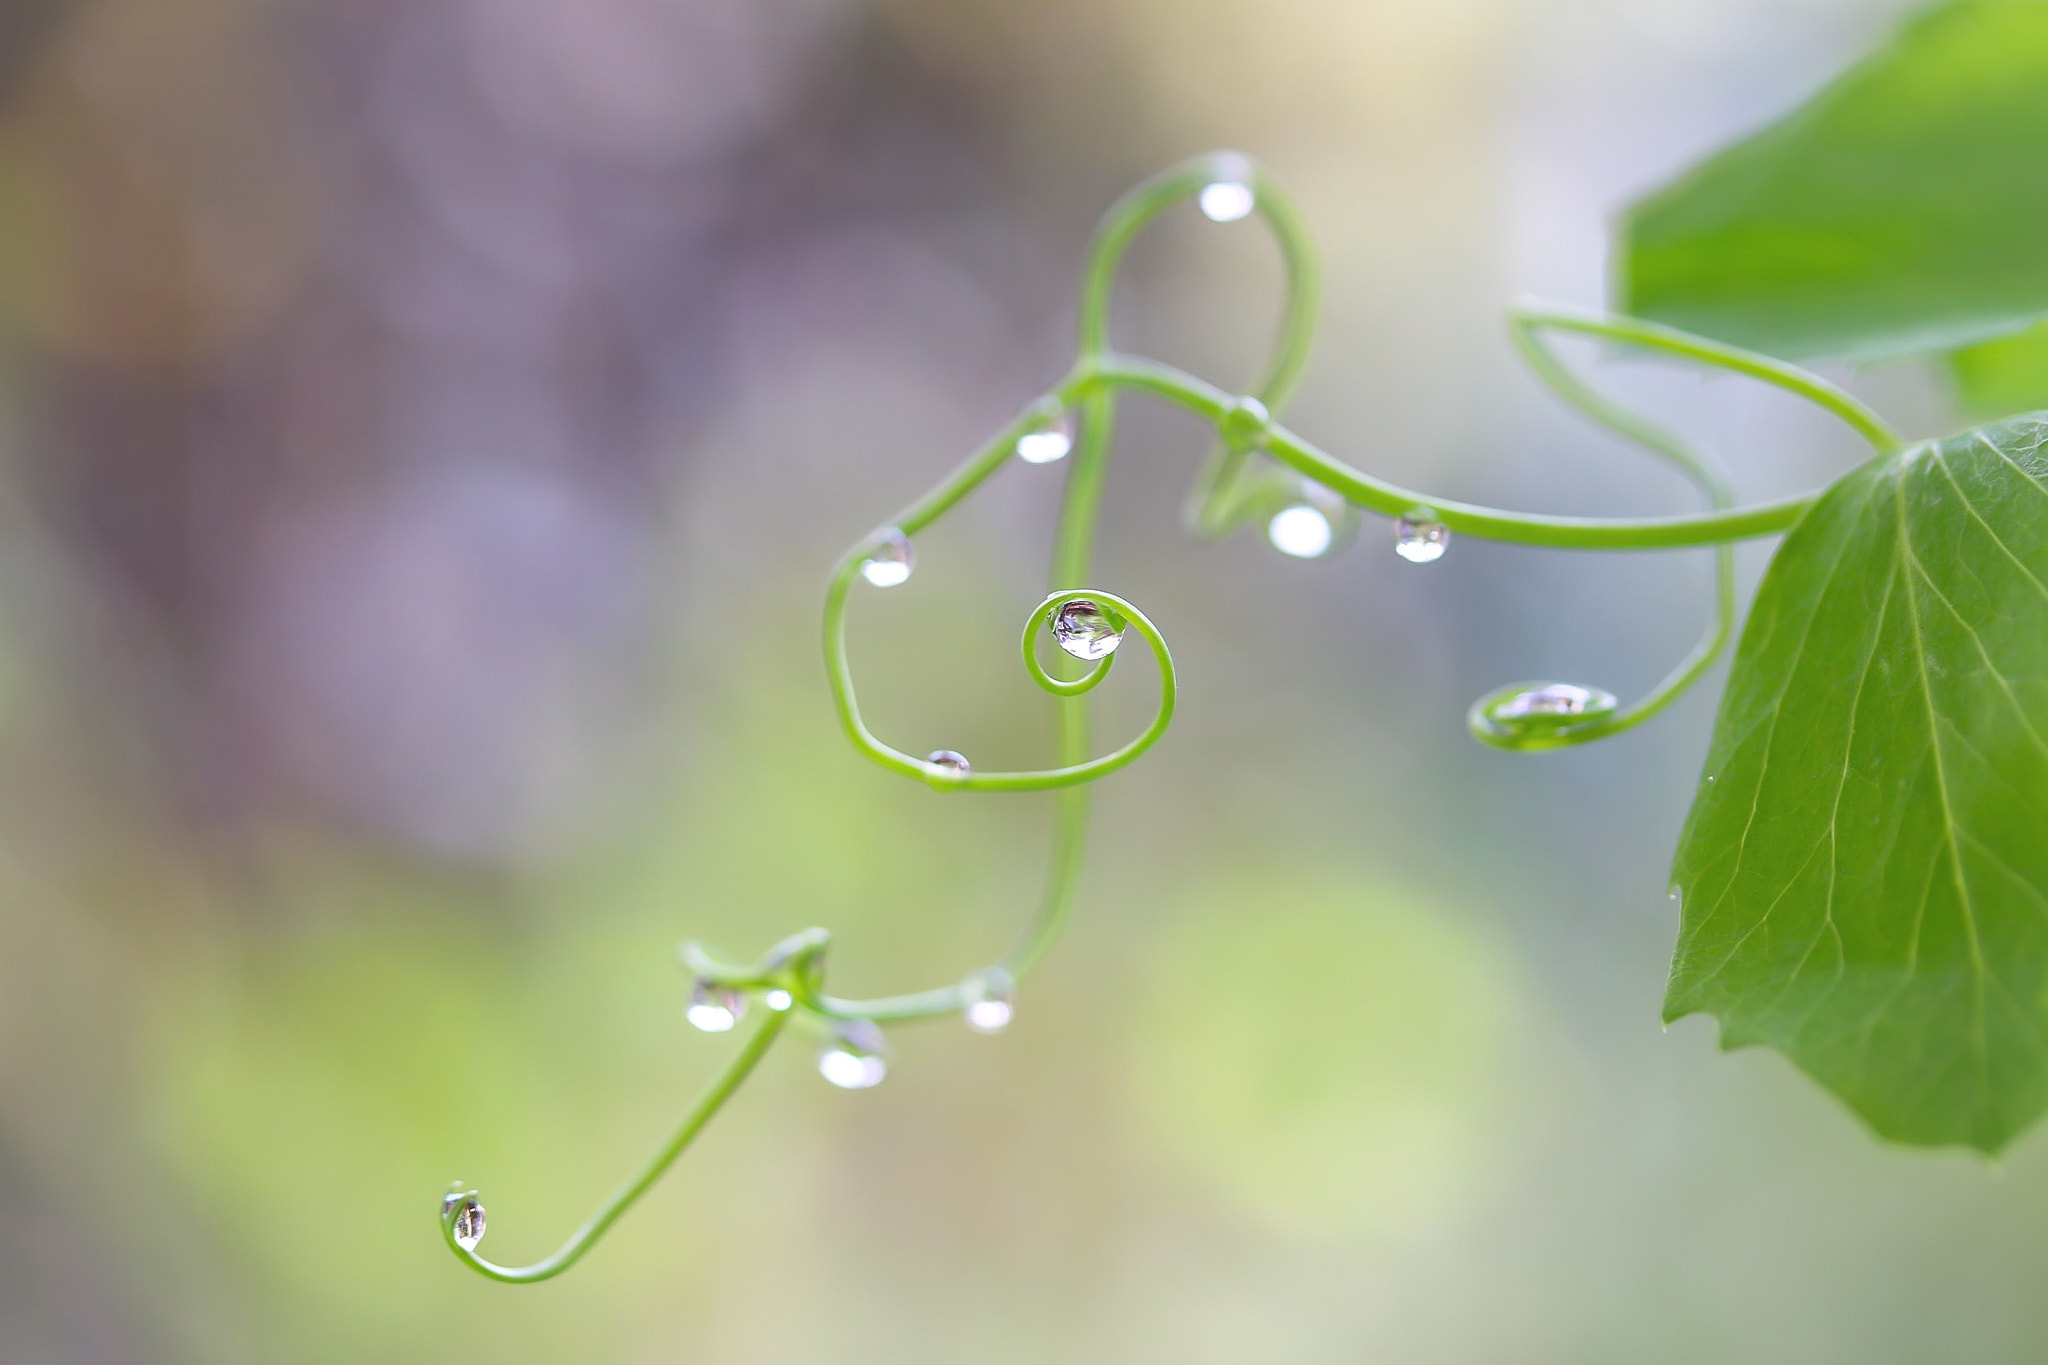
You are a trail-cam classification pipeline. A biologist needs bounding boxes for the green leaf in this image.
[1622,0,2048,365]
[1667,414,2048,1151]
[1950,321,2048,419]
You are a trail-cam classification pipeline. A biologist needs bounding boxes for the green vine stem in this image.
[438,150,1905,1281]
[439,1008,789,1283]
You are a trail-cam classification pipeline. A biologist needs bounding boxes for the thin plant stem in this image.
[441,1010,787,1283]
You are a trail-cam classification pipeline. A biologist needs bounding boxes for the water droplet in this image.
[1668,883,1682,903]
[1199,180,1256,223]
[926,749,972,778]
[1469,680,1620,746]
[860,529,914,588]
[1268,504,1334,559]
[686,980,746,1033]
[818,1020,889,1089]
[1494,683,1601,720]
[451,1197,486,1251]
[963,969,1016,1034]
[1393,515,1450,564]
[1016,410,1073,465]
[765,988,794,1012]
[1050,599,1123,660]
[1478,681,1619,736]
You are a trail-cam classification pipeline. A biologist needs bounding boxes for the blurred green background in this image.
[1,0,2044,1361]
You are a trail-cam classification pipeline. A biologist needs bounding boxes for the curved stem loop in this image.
[1460,307,1739,749]
[825,573,1175,790]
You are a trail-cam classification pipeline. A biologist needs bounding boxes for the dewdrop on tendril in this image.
[1492,683,1611,723]
[963,969,1016,1034]
[860,528,914,587]
[1198,155,1257,223]
[1049,599,1123,660]
[818,1020,890,1089]
[1016,406,1074,464]
[686,980,746,1033]
[1393,513,1450,564]
[445,1192,486,1252]
[1471,680,1620,748]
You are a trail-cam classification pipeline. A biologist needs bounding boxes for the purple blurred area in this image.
[1,0,1100,859]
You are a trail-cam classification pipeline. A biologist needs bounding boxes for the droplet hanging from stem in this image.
[1393,513,1450,564]
[818,1020,890,1089]
[860,528,915,587]
[963,969,1016,1034]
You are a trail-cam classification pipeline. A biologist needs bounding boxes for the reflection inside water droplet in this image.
[860,529,914,587]
[1268,505,1334,559]
[1016,410,1074,464]
[819,1020,889,1089]
[451,1197,486,1251]
[1199,181,1256,223]
[1050,599,1123,660]
[963,970,1016,1034]
[1479,681,1618,737]
[1469,680,1619,748]
[1393,516,1450,564]
[1495,683,1598,720]
[686,980,746,1033]
[926,749,971,778]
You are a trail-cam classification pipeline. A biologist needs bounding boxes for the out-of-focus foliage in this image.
[1129,875,1523,1238]
[1668,416,2048,1152]
[1623,0,2048,364]
[1951,321,2048,418]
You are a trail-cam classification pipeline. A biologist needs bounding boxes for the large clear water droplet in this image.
[451,1197,486,1251]
[1393,515,1450,564]
[1479,682,1619,738]
[860,529,914,587]
[1199,180,1256,223]
[1268,504,1334,559]
[1050,599,1123,660]
[818,1020,890,1089]
[1469,679,1620,748]
[925,750,972,780]
[686,980,746,1033]
[963,969,1016,1034]
[1016,410,1074,465]
[1493,682,1602,721]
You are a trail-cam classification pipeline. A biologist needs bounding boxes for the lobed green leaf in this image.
[1668,414,2048,1151]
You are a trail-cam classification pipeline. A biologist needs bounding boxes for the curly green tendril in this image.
[439,150,1904,1282]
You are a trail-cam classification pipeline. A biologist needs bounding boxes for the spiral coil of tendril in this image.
[439,149,1904,1283]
